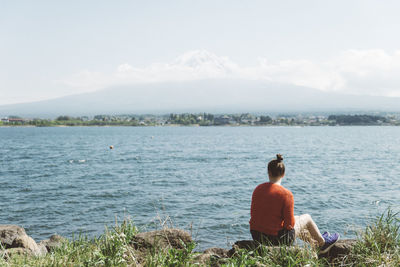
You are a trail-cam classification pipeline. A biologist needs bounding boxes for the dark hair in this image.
[268,154,285,178]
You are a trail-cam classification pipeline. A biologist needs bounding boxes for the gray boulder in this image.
[0,225,48,257]
[192,247,230,266]
[38,234,65,253]
[0,225,27,248]
[131,228,192,251]
[12,235,39,252]
[319,239,357,261]
[203,247,229,258]
[0,225,39,252]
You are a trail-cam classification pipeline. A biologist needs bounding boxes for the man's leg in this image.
[294,214,324,247]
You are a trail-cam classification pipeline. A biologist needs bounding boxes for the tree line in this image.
[1,113,398,126]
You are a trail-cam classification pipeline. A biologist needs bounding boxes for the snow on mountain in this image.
[171,50,239,75]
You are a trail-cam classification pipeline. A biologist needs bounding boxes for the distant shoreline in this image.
[1,113,399,127]
[0,124,398,128]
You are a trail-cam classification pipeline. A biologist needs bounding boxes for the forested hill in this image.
[327,115,388,125]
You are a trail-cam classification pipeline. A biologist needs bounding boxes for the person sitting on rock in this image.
[249,154,339,253]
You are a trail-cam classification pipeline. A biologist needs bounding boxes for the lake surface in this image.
[1,126,399,249]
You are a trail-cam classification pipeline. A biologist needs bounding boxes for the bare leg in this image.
[294,214,324,247]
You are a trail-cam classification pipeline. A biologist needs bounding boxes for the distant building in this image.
[214,115,230,125]
[8,118,25,123]
[1,117,9,123]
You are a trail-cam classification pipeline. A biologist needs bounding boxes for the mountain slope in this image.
[1,79,399,117]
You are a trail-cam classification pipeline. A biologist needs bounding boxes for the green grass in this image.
[0,209,399,266]
[144,242,197,267]
[341,208,400,267]
[223,245,323,267]
[0,219,140,266]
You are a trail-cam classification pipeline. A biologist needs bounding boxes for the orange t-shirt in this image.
[249,182,295,236]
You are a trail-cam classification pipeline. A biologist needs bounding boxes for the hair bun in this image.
[276,154,283,161]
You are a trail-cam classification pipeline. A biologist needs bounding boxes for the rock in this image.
[228,240,317,259]
[228,240,259,255]
[191,247,229,267]
[38,234,65,253]
[49,234,64,243]
[131,228,192,251]
[0,225,27,248]
[0,224,48,257]
[35,243,48,256]
[12,235,39,253]
[203,247,229,258]
[319,239,356,261]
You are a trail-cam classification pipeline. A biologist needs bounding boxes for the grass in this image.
[144,242,197,267]
[340,208,400,267]
[0,209,399,266]
[0,220,140,266]
[223,245,322,267]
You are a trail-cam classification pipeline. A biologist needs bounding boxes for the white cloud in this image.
[117,63,135,73]
[61,49,400,97]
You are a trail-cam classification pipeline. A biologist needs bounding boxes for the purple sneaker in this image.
[322,232,330,239]
[320,233,340,254]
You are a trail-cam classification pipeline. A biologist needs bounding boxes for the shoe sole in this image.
[319,236,340,254]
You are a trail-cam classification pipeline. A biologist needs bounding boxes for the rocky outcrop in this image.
[0,225,45,257]
[0,225,28,249]
[11,234,40,253]
[0,225,63,258]
[131,228,192,251]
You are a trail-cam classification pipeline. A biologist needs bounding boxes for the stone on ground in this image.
[38,234,65,253]
[0,224,50,258]
[131,228,192,251]
[0,225,41,254]
[192,247,230,266]
[0,225,27,248]
[319,239,357,261]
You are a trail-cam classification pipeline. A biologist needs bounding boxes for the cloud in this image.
[328,49,400,97]
[61,49,400,97]
[113,50,240,83]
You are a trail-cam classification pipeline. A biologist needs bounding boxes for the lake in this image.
[1,126,399,249]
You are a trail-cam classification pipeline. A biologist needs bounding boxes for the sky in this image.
[1,0,400,105]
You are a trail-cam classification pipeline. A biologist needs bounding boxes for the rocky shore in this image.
[1,224,356,266]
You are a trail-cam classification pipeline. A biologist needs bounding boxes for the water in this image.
[1,126,399,249]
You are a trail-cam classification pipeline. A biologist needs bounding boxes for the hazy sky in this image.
[1,0,400,105]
